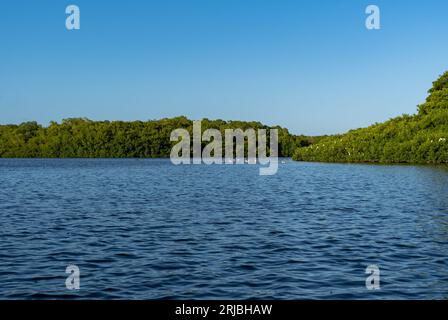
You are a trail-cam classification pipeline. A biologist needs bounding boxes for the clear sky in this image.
[1,0,447,135]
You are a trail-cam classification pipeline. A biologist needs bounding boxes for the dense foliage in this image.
[293,72,448,164]
[0,117,312,158]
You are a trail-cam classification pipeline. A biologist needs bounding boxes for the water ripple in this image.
[0,159,448,299]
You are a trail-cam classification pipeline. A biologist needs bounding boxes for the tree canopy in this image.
[0,117,312,158]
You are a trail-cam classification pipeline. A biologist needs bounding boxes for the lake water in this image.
[0,158,447,299]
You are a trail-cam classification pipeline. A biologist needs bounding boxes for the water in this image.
[0,158,447,299]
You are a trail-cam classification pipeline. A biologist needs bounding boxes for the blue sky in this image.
[0,0,447,135]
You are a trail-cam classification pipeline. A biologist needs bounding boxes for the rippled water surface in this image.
[1,159,448,299]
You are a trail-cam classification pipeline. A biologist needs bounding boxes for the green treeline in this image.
[0,117,313,158]
[4,72,446,163]
[293,71,448,164]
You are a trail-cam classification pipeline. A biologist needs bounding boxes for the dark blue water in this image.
[1,159,447,299]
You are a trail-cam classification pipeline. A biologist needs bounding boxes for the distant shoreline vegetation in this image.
[293,71,448,164]
[1,72,447,164]
[0,117,314,158]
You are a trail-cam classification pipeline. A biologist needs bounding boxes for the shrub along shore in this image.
[293,71,448,164]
